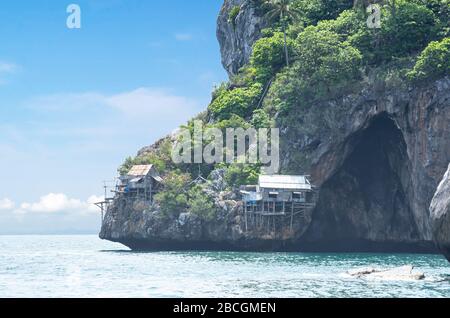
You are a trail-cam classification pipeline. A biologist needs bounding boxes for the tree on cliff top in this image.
[408,37,450,81]
[263,0,301,66]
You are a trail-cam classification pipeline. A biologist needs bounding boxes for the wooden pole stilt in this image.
[245,204,248,232]
[273,215,276,235]
[290,202,294,231]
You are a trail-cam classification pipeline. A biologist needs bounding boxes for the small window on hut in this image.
[269,192,278,199]
[293,192,304,200]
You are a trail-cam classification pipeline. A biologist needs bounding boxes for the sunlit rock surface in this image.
[430,164,450,262]
[100,0,450,252]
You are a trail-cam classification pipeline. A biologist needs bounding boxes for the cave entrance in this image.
[309,113,420,249]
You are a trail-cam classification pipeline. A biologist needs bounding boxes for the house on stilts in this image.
[117,164,163,202]
[240,175,317,234]
[95,164,163,221]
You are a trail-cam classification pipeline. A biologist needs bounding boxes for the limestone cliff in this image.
[100,0,450,253]
[280,76,450,251]
[217,0,267,76]
[100,76,450,252]
[430,164,450,261]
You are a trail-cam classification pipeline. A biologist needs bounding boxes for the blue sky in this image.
[0,0,227,234]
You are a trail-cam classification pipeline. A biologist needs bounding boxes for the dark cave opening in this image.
[306,113,423,251]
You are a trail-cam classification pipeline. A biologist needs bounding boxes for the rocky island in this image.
[100,0,449,256]
[431,164,450,261]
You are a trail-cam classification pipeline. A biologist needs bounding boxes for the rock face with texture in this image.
[100,77,450,252]
[100,167,313,251]
[100,0,450,252]
[100,191,246,251]
[279,77,450,252]
[430,164,450,261]
[217,0,267,76]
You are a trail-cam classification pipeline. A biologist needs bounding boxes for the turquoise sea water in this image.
[0,235,448,298]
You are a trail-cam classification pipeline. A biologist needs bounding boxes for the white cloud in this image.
[26,92,105,112]
[174,33,193,41]
[0,86,206,234]
[0,198,15,210]
[0,61,19,85]
[0,61,18,73]
[19,87,205,154]
[18,193,101,215]
[26,87,203,121]
[0,193,104,234]
[105,87,201,118]
[87,195,104,208]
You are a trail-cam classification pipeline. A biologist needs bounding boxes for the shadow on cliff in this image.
[303,113,435,253]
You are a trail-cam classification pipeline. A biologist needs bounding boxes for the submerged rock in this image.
[430,164,450,262]
[348,265,425,281]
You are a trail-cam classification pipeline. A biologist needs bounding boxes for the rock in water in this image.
[348,265,425,281]
[430,164,450,262]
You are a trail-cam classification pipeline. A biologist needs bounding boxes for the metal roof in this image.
[127,165,154,177]
[153,176,163,183]
[259,175,312,190]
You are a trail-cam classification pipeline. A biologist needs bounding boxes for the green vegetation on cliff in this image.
[228,5,241,27]
[120,0,449,220]
[408,37,450,81]
[154,171,191,217]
